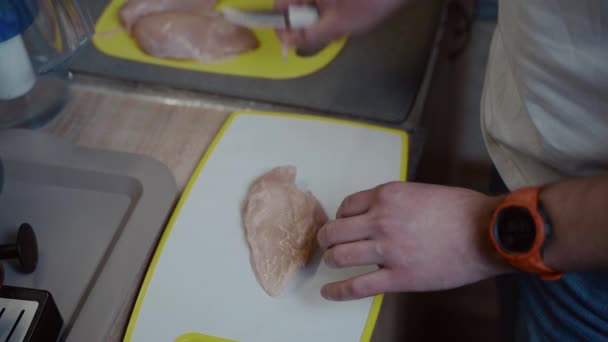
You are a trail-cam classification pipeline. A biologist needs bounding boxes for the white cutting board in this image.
[124,111,409,342]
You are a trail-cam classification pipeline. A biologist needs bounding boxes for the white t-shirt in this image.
[481,0,608,190]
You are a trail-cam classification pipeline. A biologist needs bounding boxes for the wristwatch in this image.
[489,186,563,280]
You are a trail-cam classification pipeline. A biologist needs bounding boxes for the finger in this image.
[275,28,289,43]
[276,29,304,48]
[317,216,373,250]
[324,241,384,268]
[279,10,344,49]
[321,269,393,301]
[301,10,346,46]
[336,188,376,218]
[275,0,316,45]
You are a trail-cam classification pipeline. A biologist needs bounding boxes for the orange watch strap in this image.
[490,187,563,281]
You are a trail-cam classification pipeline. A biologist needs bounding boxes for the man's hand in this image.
[318,182,511,301]
[275,0,407,49]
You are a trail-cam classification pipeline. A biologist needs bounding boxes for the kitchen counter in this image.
[40,75,412,341]
[44,75,421,190]
[71,0,444,123]
[43,77,231,192]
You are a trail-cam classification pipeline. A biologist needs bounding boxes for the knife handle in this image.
[287,5,320,29]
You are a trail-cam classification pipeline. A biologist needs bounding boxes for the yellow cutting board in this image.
[123,111,409,342]
[93,0,347,79]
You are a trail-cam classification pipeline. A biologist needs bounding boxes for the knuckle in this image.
[382,242,404,263]
[387,242,415,270]
[372,216,394,235]
[373,240,385,259]
[321,223,337,245]
[317,226,329,247]
[351,278,374,298]
[376,204,395,218]
[327,246,351,267]
[339,282,356,300]
[338,195,354,213]
[344,193,357,207]
[376,181,403,202]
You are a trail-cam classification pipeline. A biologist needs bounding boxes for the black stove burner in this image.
[0,223,38,274]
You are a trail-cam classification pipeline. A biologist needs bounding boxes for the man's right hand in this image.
[275,0,407,49]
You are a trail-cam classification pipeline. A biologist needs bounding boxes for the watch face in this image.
[494,206,536,254]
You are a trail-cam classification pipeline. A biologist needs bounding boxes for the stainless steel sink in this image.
[0,129,177,341]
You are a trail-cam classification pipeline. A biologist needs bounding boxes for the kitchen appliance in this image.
[0,0,93,128]
[0,129,178,341]
[0,222,62,342]
[0,286,62,342]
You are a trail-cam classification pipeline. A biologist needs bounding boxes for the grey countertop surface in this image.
[70,0,444,124]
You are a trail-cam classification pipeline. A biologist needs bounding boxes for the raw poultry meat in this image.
[119,0,217,30]
[242,166,328,297]
[119,0,258,63]
[132,11,259,63]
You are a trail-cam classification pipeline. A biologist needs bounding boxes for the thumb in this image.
[281,11,344,49]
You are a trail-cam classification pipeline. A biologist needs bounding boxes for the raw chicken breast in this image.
[132,11,259,63]
[120,0,217,30]
[242,166,328,297]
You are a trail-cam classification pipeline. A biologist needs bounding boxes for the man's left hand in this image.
[318,182,511,301]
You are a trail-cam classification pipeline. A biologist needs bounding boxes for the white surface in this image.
[130,113,405,342]
[0,298,39,341]
[0,35,36,100]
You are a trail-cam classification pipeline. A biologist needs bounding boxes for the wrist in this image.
[476,195,515,278]
[539,184,567,272]
[487,186,563,280]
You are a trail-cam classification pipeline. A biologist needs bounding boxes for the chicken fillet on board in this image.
[242,166,328,297]
[132,11,259,64]
[119,0,217,30]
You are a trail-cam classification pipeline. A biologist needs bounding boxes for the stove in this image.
[0,129,177,341]
[0,286,62,342]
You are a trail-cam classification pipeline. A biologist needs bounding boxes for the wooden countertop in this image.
[44,83,232,191]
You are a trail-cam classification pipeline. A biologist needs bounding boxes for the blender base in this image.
[0,75,68,129]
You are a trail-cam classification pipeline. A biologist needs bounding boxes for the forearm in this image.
[542,173,608,272]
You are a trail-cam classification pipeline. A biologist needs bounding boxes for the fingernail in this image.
[321,287,333,300]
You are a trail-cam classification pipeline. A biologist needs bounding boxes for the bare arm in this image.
[542,173,608,272]
[318,173,608,301]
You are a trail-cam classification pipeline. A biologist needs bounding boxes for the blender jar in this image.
[0,0,93,128]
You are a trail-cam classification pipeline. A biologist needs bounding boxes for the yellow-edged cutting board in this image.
[124,111,409,342]
[93,0,347,79]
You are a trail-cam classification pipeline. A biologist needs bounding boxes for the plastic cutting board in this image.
[93,0,346,79]
[125,111,409,342]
